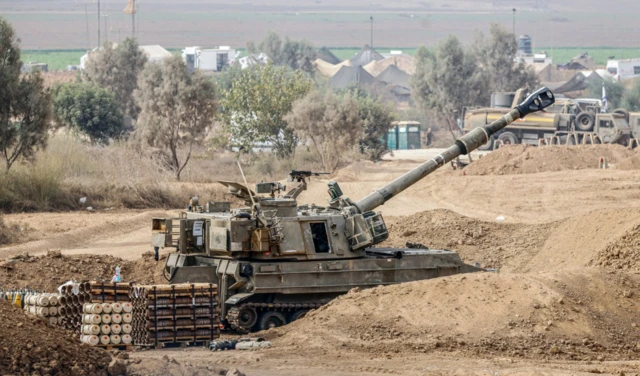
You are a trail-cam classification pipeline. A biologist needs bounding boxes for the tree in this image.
[588,79,625,110]
[83,38,147,118]
[256,31,316,73]
[0,17,53,171]
[53,82,125,143]
[411,36,484,138]
[338,86,395,160]
[135,56,217,181]
[621,80,640,111]
[286,90,361,172]
[219,64,312,158]
[472,23,538,100]
[356,96,395,161]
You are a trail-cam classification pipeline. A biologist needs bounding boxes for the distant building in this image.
[182,46,238,73]
[139,45,173,63]
[80,44,172,69]
[606,58,640,81]
[238,53,270,70]
[21,62,48,73]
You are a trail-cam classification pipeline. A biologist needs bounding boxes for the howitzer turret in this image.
[152,88,554,332]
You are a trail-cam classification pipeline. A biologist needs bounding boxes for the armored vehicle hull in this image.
[164,249,483,331]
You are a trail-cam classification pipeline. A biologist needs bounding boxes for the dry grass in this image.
[0,216,28,246]
[0,135,344,213]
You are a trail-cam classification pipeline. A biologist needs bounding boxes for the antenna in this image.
[237,161,257,215]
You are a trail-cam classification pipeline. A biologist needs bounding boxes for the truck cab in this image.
[592,113,632,144]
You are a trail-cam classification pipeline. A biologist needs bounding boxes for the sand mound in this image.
[0,251,166,291]
[271,270,640,360]
[592,222,640,270]
[382,209,552,270]
[465,145,638,176]
[0,300,112,375]
[383,208,640,273]
[523,208,640,273]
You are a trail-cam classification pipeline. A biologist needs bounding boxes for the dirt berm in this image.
[270,270,640,361]
[383,208,640,272]
[0,300,112,375]
[465,144,639,175]
[0,251,166,291]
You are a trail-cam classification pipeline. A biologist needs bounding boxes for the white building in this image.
[182,46,238,73]
[606,58,640,81]
[238,53,270,70]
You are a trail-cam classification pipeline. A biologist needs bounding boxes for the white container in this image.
[83,314,102,325]
[83,303,103,314]
[48,317,58,325]
[48,295,59,306]
[82,325,101,335]
[36,307,49,317]
[121,334,132,344]
[101,314,111,324]
[36,295,50,307]
[111,314,122,324]
[100,335,110,345]
[111,324,122,334]
[121,313,132,324]
[101,303,112,314]
[48,307,57,316]
[100,324,111,335]
[110,334,121,345]
[111,303,123,314]
[81,335,99,346]
[121,324,132,334]
[122,303,133,313]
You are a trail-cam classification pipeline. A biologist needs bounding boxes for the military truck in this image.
[464,89,631,149]
[151,88,555,332]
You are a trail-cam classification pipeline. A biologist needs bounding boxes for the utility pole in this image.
[97,0,101,47]
[124,0,136,38]
[104,13,109,43]
[370,16,373,48]
[512,8,516,36]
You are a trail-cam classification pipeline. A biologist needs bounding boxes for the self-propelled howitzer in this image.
[152,88,554,332]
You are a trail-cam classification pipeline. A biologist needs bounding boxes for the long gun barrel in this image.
[355,87,555,213]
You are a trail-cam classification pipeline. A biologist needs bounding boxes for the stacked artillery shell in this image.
[80,302,133,346]
[58,282,92,333]
[58,281,131,336]
[129,283,219,347]
[23,292,63,326]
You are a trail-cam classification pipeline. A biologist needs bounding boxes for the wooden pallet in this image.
[96,344,134,352]
[140,340,210,349]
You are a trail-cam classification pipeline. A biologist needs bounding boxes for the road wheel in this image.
[613,108,630,122]
[258,311,287,331]
[289,310,309,322]
[237,307,258,330]
[575,112,595,131]
[497,132,519,145]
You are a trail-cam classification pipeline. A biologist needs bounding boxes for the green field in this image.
[21,47,640,72]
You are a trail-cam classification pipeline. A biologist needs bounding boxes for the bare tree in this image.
[135,56,217,181]
[0,17,52,171]
[286,90,361,172]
